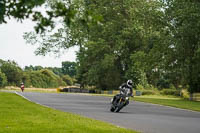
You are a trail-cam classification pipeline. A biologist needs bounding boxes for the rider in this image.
[112,79,133,106]
[20,82,25,92]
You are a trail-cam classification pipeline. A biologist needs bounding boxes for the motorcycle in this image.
[110,88,131,112]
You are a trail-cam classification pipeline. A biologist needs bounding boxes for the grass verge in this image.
[2,87,57,93]
[134,95,200,112]
[0,92,138,133]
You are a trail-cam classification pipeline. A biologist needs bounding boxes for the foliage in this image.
[141,90,157,95]
[163,0,200,93]
[25,62,77,77]
[156,78,170,90]
[74,0,166,90]
[0,69,7,87]
[62,61,77,77]
[52,0,162,90]
[22,72,31,87]
[46,66,63,76]
[61,74,73,86]
[0,61,23,86]
[29,69,66,88]
[160,89,180,96]
[25,65,43,71]
[180,89,190,99]
[136,84,145,90]
[0,59,78,88]
[3,0,200,93]
[0,0,81,33]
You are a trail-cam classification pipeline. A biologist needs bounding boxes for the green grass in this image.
[134,95,200,112]
[1,88,57,93]
[0,92,138,133]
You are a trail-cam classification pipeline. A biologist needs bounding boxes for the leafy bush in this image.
[160,89,181,96]
[180,89,189,99]
[136,84,144,90]
[29,71,48,88]
[136,84,158,95]
[0,61,23,86]
[157,78,170,90]
[136,84,158,90]
[62,75,73,86]
[0,69,7,87]
[169,84,176,90]
[56,77,66,87]
[141,90,157,95]
[29,69,65,88]
[22,72,31,87]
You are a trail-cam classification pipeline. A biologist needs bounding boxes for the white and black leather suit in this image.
[112,82,133,105]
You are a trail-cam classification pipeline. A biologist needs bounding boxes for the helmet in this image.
[21,82,24,85]
[127,80,133,87]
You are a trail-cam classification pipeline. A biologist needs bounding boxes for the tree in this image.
[0,69,7,87]
[0,61,23,86]
[0,0,81,33]
[164,0,200,93]
[25,65,43,71]
[24,0,166,90]
[61,61,77,77]
[76,0,165,89]
[61,75,73,86]
[22,71,31,87]
[29,69,66,88]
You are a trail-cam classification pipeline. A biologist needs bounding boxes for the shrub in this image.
[22,72,31,87]
[160,89,181,96]
[29,71,48,88]
[169,84,176,90]
[29,69,65,88]
[0,61,23,86]
[136,84,144,90]
[62,75,73,86]
[56,77,66,87]
[141,90,157,95]
[180,89,189,99]
[0,69,7,87]
[157,78,170,90]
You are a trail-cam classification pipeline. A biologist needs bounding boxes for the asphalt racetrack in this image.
[17,92,200,133]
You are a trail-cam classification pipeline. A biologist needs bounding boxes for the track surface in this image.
[18,92,200,133]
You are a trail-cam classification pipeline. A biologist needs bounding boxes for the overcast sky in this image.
[0,19,78,68]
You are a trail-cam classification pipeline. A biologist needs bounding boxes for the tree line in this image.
[1,0,200,93]
[0,59,77,88]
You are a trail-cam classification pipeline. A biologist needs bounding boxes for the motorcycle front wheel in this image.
[110,105,115,112]
[116,102,124,112]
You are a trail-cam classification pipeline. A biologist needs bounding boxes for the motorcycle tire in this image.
[116,104,124,112]
[110,105,115,112]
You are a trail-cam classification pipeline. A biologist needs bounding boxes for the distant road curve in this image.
[17,92,200,133]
